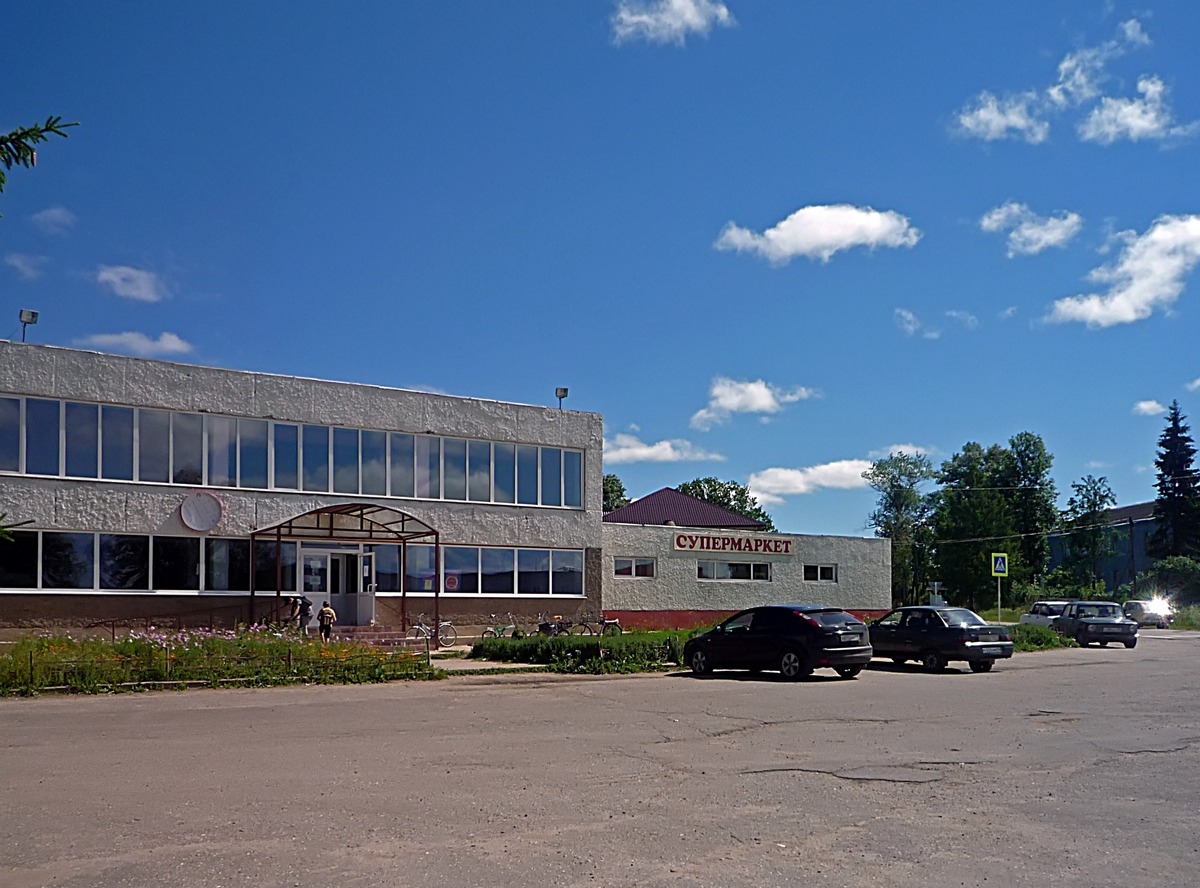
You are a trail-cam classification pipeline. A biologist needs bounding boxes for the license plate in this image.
[841,633,861,644]
[982,646,1002,655]
[1103,626,1122,633]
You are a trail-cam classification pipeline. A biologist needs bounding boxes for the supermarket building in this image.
[0,343,889,631]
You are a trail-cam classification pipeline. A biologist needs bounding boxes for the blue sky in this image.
[5,1,1200,536]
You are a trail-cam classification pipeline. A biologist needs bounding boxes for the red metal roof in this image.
[603,487,766,529]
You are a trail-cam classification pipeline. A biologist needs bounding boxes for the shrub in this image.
[1009,622,1073,652]
[470,630,691,673]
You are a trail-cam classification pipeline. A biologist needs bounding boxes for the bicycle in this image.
[533,612,573,637]
[481,613,518,639]
[406,613,458,647]
[571,614,623,637]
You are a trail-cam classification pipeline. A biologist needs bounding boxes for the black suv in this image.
[1055,600,1138,648]
[683,604,872,680]
[869,606,1014,673]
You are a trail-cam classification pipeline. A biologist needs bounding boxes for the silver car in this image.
[1018,600,1069,628]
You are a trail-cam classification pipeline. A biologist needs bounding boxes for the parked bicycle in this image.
[406,613,458,647]
[571,614,623,636]
[481,613,519,639]
[533,613,573,637]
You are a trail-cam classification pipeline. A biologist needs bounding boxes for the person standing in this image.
[286,597,301,631]
[298,596,314,637]
[317,601,336,643]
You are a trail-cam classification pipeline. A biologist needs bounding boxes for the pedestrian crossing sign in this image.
[991,553,1008,577]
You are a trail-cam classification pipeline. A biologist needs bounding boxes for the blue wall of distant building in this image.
[1048,515,1156,593]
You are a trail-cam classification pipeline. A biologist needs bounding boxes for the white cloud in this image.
[1133,400,1167,416]
[748,460,874,505]
[715,204,921,265]
[95,265,168,303]
[956,91,1049,143]
[1187,377,1200,391]
[1047,18,1149,108]
[690,377,817,431]
[603,432,724,465]
[945,310,979,329]
[893,308,940,339]
[999,306,1018,320]
[1046,215,1200,327]
[1084,460,1110,470]
[980,201,1083,257]
[867,443,938,459]
[1078,76,1197,144]
[75,332,193,357]
[4,253,47,280]
[611,0,734,46]
[30,205,77,235]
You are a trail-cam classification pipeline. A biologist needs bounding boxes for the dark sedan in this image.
[869,606,1014,673]
[683,604,872,680]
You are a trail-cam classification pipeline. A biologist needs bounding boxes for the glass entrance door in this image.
[356,552,376,626]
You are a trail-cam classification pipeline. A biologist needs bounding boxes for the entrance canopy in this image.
[249,503,441,631]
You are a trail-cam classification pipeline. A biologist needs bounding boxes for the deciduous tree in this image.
[1060,475,1117,586]
[677,477,776,531]
[863,452,936,605]
[602,473,630,512]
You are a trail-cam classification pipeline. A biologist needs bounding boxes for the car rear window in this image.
[798,609,862,628]
[939,608,988,626]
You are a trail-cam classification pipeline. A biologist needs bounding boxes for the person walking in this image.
[317,601,337,643]
[285,596,301,631]
[298,596,314,637]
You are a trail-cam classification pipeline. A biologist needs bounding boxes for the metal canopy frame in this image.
[249,503,440,631]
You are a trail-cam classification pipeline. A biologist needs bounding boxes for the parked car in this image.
[1123,599,1173,629]
[1055,600,1138,648]
[868,606,1014,673]
[683,604,872,680]
[1018,599,1070,628]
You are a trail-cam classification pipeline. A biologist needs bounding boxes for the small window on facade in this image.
[615,557,655,578]
[698,561,770,581]
[614,558,633,576]
[563,450,582,508]
[804,563,838,582]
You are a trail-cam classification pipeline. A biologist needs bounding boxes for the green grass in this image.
[470,630,691,674]
[0,625,438,695]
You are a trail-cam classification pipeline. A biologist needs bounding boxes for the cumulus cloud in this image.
[748,460,874,505]
[1133,400,1167,416]
[1187,377,1200,391]
[75,332,193,357]
[999,306,1018,320]
[611,0,734,45]
[31,205,77,235]
[603,432,724,465]
[1046,215,1200,327]
[715,204,921,265]
[980,202,1084,257]
[945,310,979,329]
[4,253,47,280]
[956,18,1183,145]
[1078,76,1198,144]
[690,377,817,431]
[956,92,1049,143]
[893,308,940,339]
[95,265,168,303]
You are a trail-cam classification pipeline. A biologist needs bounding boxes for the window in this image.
[698,561,771,581]
[444,546,479,593]
[803,564,838,582]
[25,398,60,476]
[493,444,515,503]
[516,445,538,505]
[207,416,237,487]
[100,534,149,589]
[253,540,297,592]
[481,548,515,594]
[614,557,655,578]
[414,436,440,499]
[0,397,19,472]
[43,532,94,589]
[405,544,437,592]
[517,549,549,594]
[138,409,169,482]
[563,451,582,508]
[272,424,299,489]
[540,448,561,506]
[101,406,134,480]
[302,425,329,491]
[361,431,386,496]
[171,413,203,484]
[0,530,38,587]
[389,433,414,497]
[238,420,268,488]
[64,402,98,478]
[467,441,491,502]
[368,544,400,592]
[153,536,200,590]
[551,550,583,595]
[443,438,467,500]
[332,428,360,494]
[205,538,250,592]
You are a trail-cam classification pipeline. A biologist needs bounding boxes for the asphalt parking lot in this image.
[3,630,1199,888]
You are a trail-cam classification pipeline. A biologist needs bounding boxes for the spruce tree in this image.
[1148,400,1200,559]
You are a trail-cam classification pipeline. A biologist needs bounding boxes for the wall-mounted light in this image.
[555,387,569,410]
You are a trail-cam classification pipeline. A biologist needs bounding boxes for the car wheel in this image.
[891,656,907,666]
[920,650,947,673]
[688,648,712,676]
[1124,640,1137,649]
[835,665,863,679]
[1158,621,1168,630]
[778,648,811,681]
[968,660,993,673]
[1075,631,1089,647]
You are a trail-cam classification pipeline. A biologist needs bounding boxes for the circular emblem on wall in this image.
[180,491,223,533]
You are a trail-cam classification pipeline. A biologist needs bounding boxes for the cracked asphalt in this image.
[3,630,1199,888]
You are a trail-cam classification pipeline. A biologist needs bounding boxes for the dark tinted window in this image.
[43,532,94,588]
[361,431,386,496]
[154,537,200,590]
[481,548,514,594]
[172,413,203,484]
[273,424,299,489]
[253,540,296,592]
[389,433,414,497]
[64,402,98,478]
[0,530,38,587]
[238,420,269,488]
[517,549,549,594]
[551,550,583,595]
[100,534,149,589]
[138,409,169,482]
[205,538,250,591]
[25,398,60,476]
[444,546,478,593]
[101,406,134,480]
[0,398,19,471]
